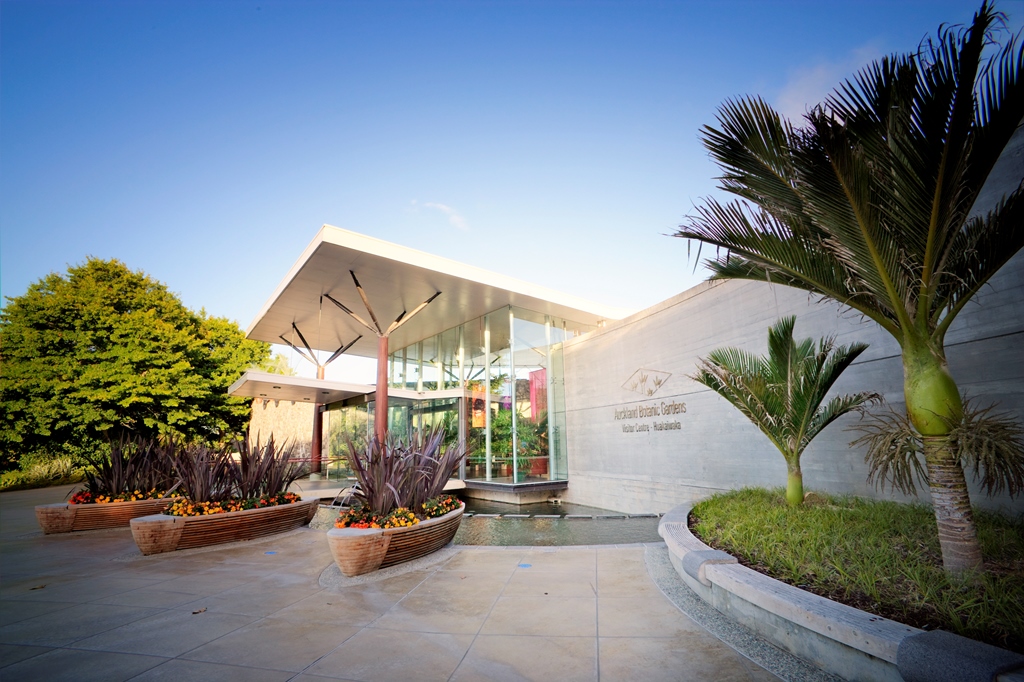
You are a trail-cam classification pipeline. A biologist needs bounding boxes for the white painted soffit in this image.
[246,225,632,357]
[227,371,373,404]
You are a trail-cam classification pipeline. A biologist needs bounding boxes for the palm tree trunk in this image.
[786,465,803,507]
[922,435,983,574]
[902,344,983,574]
[901,345,962,436]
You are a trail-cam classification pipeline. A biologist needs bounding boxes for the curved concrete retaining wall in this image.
[659,505,1024,682]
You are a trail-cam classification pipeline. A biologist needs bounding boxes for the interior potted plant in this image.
[327,426,466,576]
[130,438,316,555]
[35,436,181,534]
[489,409,515,477]
[516,413,549,478]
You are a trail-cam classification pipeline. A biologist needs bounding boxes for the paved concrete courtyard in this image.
[2,486,786,681]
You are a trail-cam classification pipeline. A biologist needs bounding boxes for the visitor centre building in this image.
[230,122,1023,515]
[230,225,628,503]
[230,215,1024,517]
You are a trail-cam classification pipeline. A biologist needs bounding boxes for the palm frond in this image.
[849,405,928,495]
[703,97,807,226]
[806,392,880,450]
[946,397,1024,497]
[677,2,1023,350]
[852,394,1024,499]
[934,187,1024,341]
[692,316,875,465]
[677,198,901,333]
[970,28,1024,187]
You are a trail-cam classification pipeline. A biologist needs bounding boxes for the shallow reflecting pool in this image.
[314,498,663,546]
[455,498,662,546]
[462,498,621,517]
[453,515,663,546]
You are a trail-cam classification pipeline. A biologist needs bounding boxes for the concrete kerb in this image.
[659,503,1024,682]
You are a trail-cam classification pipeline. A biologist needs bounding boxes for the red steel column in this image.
[375,335,389,445]
[311,365,325,473]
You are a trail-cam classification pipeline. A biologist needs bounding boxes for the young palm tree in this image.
[692,317,879,507]
[675,2,1023,572]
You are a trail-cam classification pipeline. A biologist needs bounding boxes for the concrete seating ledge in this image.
[658,504,1024,682]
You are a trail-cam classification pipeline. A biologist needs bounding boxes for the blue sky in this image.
[2,0,1020,379]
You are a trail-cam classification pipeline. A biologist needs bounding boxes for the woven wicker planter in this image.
[130,499,318,555]
[327,503,465,577]
[35,498,180,534]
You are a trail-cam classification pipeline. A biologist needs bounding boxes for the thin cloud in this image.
[423,201,469,232]
[774,44,882,123]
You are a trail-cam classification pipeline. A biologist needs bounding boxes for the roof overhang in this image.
[227,371,373,404]
[246,225,632,357]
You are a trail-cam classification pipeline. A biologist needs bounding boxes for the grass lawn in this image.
[689,488,1024,653]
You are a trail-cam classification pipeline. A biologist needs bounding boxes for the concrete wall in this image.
[560,123,1024,515]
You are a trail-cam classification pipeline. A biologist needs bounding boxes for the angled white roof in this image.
[227,371,373,404]
[228,371,478,404]
[246,225,631,357]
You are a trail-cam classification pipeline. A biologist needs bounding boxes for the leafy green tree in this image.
[674,2,1023,571]
[0,258,269,470]
[692,317,879,506]
[259,352,297,376]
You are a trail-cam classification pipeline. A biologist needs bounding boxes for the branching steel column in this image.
[324,273,441,446]
[277,315,360,474]
[311,365,325,473]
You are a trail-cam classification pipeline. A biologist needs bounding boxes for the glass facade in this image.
[324,394,461,480]
[396,306,588,485]
[325,305,592,487]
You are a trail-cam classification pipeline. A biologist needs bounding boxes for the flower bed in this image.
[130,497,318,555]
[327,501,465,576]
[36,495,180,534]
[164,492,302,517]
[69,488,169,505]
[335,494,461,530]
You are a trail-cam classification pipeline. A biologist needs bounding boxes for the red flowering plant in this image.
[334,427,464,529]
[69,488,168,505]
[160,439,308,518]
[422,493,460,519]
[69,435,179,504]
[166,492,302,517]
[335,505,383,529]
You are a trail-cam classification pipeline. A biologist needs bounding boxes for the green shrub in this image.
[0,456,86,492]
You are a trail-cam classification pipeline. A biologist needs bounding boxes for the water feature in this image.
[455,497,662,546]
[310,495,664,545]
[463,498,619,517]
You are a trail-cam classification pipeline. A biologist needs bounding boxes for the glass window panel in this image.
[487,310,512,482]
[326,403,369,480]
[419,336,438,391]
[382,305,587,485]
[439,326,461,389]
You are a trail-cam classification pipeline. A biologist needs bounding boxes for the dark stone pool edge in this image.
[645,543,840,682]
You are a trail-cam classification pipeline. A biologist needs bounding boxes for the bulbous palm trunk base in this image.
[922,436,983,574]
[786,468,803,507]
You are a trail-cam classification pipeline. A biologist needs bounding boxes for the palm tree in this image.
[692,317,879,507]
[674,2,1023,573]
